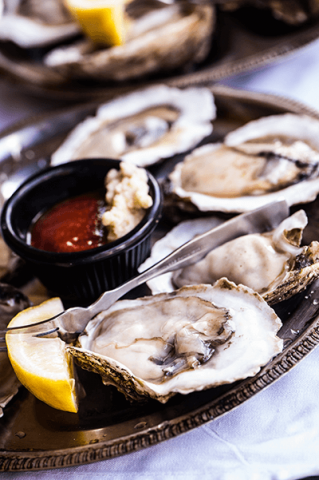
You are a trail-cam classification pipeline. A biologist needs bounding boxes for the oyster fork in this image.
[0,200,289,348]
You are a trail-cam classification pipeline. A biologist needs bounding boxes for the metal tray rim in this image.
[1,86,319,471]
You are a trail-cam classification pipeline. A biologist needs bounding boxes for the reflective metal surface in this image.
[0,284,30,416]
[1,86,319,471]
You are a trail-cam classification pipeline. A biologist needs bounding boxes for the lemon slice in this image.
[65,0,130,46]
[6,298,78,413]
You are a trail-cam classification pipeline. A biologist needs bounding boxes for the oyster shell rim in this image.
[0,13,79,49]
[43,3,215,82]
[2,86,319,468]
[138,210,319,306]
[69,280,283,403]
[168,113,319,213]
[50,84,216,167]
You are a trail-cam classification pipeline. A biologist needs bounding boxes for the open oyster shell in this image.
[68,280,283,403]
[139,210,319,305]
[0,0,79,48]
[168,114,319,213]
[44,2,215,82]
[51,85,216,167]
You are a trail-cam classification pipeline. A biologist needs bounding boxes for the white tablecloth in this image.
[2,38,319,480]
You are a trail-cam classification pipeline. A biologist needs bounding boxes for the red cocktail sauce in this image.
[30,193,107,253]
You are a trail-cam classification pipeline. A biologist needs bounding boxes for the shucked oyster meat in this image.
[68,280,283,403]
[173,210,319,305]
[140,210,319,305]
[168,114,319,213]
[44,1,215,82]
[51,85,215,167]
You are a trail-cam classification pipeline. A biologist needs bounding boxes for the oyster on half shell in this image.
[139,210,319,305]
[168,114,319,213]
[68,280,283,403]
[51,85,215,167]
[0,0,79,48]
[44,1,215,82]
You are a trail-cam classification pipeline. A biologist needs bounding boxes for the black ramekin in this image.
[0,158,162,304]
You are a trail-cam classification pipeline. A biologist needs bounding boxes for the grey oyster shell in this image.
[0,0,79,48]
[68,280,283,403]
[139,210,319,306]
[168,114,319,213]
[51,85,216,167]
[0,283,30,417]
[44,2,215,82]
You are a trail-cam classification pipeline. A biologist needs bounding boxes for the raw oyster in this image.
[0,283,30,417]
[139,215,225,294]
[140,210,319,305]
[168,114,319,213]
[68,280,283,403]
[51,85,215,167]
[0,0,79,48]
[44,1,215,82]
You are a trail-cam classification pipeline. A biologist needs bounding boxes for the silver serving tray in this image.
[1,6,319,100]
[1,86,319,471]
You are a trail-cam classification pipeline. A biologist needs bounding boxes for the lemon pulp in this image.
[65,0,130,46]
[6,297,78,413]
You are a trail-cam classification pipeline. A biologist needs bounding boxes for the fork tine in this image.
[0,311,63,335]
[35,327,60,338]
[0,326,62,352]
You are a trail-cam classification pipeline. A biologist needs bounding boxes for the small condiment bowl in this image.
[0,158,162,304]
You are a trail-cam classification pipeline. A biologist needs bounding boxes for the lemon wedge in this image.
[6,298,78,413]
[65,0,130,46]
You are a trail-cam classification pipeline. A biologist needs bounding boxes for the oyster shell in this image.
[51,85,215,167]
[0,0,79,48]
[140,215,225,294]
[168,114,319,213]
[44,2,215,82]
[68,280,283,403]
[139,210,319,305]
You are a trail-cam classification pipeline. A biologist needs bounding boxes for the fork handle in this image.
[87,200,289,317]
[88,236,209,316]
